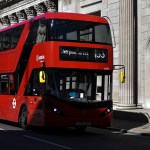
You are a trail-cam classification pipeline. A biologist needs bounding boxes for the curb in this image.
[106,126,127,133]
[103,109,150,137]
[107,127,150,137]
[127,130,150,137]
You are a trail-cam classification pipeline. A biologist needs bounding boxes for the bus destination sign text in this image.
[60,46,108,63]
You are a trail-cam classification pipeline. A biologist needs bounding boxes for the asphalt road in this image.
[0,121,150,150]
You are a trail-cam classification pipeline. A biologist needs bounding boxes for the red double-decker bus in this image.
[0,12,113,130]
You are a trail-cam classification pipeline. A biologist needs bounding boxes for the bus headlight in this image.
[46,103,65,116]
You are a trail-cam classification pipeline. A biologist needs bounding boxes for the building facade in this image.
[0,0,150,109]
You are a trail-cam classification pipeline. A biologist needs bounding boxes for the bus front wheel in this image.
[19,106,28,130]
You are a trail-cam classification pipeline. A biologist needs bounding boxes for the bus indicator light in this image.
[12,98,17,109]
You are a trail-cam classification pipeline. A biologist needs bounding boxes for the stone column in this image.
[58,0,63,12]
[118,0,137,109]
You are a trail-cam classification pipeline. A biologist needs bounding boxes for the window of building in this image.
[63,0,71,5]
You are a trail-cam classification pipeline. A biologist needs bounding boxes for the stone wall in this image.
[138,0,150,107]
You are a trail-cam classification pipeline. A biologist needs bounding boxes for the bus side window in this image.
[9,74,15,94]
[0,74,16,95]
[3,30,12,50]
[0,82,6,94]
[0,75,8,94]
[0,25,24,51]
[26,20,39,45]
[11,25,24,49]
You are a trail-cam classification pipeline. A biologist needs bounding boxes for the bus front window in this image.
[45,69,112,102]
[49,19,112,45]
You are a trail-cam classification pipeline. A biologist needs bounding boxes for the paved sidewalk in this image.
[111,109,150,136]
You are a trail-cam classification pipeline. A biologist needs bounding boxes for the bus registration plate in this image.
[76,122,91,126]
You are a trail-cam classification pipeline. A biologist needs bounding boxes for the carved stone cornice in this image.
[24,7,36,19]
[0,0,58,28]
[44,0,57,12]
[16,10,27,22]
[0,0,47,17]
[8,13,18,25]
[34,3,47,16]
[0,16,10,26]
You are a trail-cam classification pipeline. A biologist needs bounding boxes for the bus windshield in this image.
[48,19,112,45]
[43,69,112,101]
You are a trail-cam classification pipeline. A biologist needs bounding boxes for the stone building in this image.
[0,0,150,109]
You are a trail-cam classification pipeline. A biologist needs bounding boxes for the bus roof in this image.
[0,12,109,32]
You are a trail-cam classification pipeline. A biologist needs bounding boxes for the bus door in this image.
[25,70,46,125]
[0,74,18,120]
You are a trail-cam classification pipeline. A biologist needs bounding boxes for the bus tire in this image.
[19,106,28,130]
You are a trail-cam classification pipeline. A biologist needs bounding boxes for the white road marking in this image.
[0,128,5,130]
[23,135,72,150]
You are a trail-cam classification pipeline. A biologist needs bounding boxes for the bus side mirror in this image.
[39,71,46,83]
[120,71,125,83]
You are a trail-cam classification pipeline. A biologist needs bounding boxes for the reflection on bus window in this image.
[36,19,47,44]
